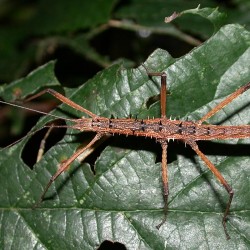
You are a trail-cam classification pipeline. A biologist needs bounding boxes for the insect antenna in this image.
[0,100,75,122]
[0,99,75,150]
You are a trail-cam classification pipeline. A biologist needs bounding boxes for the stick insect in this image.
[1,68,250,240]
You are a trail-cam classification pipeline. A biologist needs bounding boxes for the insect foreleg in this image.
[25,88,99,119]
[33,133,103,208]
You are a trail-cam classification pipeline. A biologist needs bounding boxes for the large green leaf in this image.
[0,24,250,249]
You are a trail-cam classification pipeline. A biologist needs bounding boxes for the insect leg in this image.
[33,133,103,208]
[198,82,250,124]
[143,65,167,118]
[186,140,233,240]
[156,140,169,229]
[36,126,54,163]
[25,88,98,118]
[160,72,167,118]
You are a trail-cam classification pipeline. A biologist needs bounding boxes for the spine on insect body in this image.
[74,117,250,141]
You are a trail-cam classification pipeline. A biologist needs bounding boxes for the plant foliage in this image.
[0,2,250,250]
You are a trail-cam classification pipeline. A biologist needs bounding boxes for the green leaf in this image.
[115,0,220,41]
[115,0,250,41]
[115,0,215,27]
[0,61,60,101]
[165,5,227,32]
[0,24,250,249]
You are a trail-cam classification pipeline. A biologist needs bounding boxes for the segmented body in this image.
[74,117,250,140]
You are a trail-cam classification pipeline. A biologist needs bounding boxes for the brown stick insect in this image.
[1,67,250,240]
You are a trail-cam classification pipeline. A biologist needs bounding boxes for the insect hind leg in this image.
[186,139,233,240]
[198,82,250,124]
